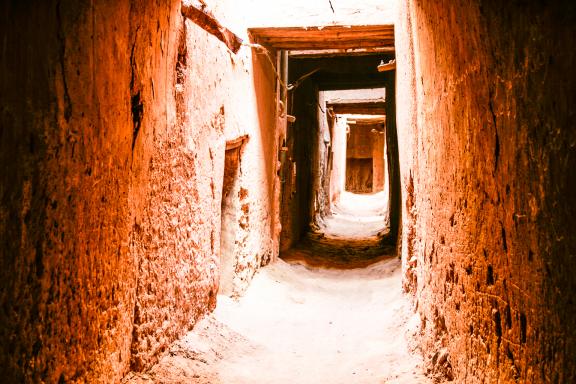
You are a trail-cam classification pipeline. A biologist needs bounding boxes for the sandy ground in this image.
[124,193,430,384]
[124,259,430,384]
[282,191,393,268]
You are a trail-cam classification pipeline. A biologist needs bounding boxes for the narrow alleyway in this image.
[125,193,428,384]
[2,1,574,383]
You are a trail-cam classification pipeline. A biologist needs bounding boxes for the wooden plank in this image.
[256,32,395,40]
[289,47,396,58]
[225,134,249,150]
[267,41,394,50]
[257,38,395,45]
[182,2,243,53]
[377,59,396,72]
[328,101,386,115]
[257,36,395,43]
[249,25,394,51]
[256,30,394,38]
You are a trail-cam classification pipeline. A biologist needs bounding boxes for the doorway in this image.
[219,146,241,295]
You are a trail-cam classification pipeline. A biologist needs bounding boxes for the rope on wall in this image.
[182,2,243,53]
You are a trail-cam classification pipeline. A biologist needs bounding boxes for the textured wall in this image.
[0,1,169,382]
[0,0,278,382]
[330,116,348,204]
[397,1,576,382]
[345,158,373,193]
[312,89,332,224]
[182,17,279,297]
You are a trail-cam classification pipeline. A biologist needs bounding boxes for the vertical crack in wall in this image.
[130,27,143,152]
[56,1,72,122]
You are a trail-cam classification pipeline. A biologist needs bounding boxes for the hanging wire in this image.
[242,42,292,90]
[242,42,321,92]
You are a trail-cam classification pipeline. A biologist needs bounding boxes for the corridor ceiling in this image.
[289,53,394,91]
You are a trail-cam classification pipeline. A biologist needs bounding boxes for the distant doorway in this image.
[346,157,373,193]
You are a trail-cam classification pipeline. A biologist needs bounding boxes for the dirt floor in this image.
[283,191,393,268]
[124,192,430,384]
[323,190,389,238]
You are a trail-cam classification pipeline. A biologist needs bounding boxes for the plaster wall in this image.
[396,1,576,382]
[0,1,279,381]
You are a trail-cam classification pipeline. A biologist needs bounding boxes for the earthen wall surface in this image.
[396,1,576,382]
[0,1,278,381]
[372,128,385,192]
[0,2,182,381]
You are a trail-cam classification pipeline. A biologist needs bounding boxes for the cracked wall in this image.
[397,1,576,382]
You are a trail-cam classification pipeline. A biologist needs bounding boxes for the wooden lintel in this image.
[289,47,395,58]
[249,25,394,51]
[225,134,249,150]
[182,2,242,53]
[348,117,386,125]
[328,101,386,115]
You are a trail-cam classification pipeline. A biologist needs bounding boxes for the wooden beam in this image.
[249,25,394,51]
[182,1,243,53]
[328,97,385,104]
[289,47,395,58]
[315,74,386,91]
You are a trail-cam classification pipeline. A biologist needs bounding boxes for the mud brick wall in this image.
[396,1,576,382]
[0,1,278,382]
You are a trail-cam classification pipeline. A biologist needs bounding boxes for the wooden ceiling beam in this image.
[249,25,395,51]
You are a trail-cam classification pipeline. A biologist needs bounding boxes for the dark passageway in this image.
[1,1,575,383]
[276,51,399,271]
